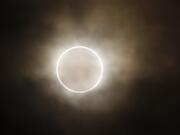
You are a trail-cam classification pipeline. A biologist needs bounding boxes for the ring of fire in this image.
[56,46,103,93]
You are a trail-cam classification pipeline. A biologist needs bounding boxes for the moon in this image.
[56,46,104,93]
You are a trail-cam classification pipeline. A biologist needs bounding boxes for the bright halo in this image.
[56,46,103,93]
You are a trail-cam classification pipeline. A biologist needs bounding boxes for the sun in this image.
[56,46,103,93]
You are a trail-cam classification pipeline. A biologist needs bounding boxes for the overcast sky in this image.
[1,0,180,134]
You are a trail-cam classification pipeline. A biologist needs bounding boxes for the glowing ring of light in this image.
[56,46,103,93]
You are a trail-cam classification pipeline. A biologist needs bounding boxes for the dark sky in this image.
[1,0,180,135]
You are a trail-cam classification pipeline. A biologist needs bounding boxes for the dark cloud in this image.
[1,0,180,134]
